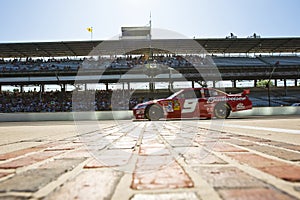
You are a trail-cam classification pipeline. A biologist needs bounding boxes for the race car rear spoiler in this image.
[242,89,250,96]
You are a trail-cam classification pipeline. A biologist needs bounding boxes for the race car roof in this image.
[0,37,299,58]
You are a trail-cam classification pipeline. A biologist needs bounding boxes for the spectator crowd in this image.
[0,90,148,113]
[0,55,209,72]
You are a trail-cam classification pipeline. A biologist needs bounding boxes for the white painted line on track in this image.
[200,121,300,134]
[221,124,300,135]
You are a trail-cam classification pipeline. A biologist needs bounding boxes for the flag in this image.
[87,27,93,33]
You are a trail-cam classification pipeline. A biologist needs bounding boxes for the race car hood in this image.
[133,99,164,109]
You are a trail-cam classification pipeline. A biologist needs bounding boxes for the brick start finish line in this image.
[0,118,299,199]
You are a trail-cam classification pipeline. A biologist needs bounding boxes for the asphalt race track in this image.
[0,116,299,200]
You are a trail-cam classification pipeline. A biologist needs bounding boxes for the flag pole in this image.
[91,27,93,41]
[87,27,93,41]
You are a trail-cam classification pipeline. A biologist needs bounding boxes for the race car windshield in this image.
[167,90,184,99]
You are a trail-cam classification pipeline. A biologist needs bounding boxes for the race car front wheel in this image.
[214,102,231,119]
[146,104,163,121]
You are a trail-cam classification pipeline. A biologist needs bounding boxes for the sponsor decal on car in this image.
[165,101,174,112]
[174,100,180,110]
[207,96,246,103]
[236,103,246,110]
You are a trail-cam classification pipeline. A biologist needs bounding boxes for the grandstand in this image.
[0,36,300,112]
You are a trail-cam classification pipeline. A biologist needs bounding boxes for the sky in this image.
[0,0,299,43]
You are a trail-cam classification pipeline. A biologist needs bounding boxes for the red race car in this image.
[133,88,252,120]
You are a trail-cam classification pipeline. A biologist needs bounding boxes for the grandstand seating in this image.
[260,56,300,65]
[0,60,80,72]
[0,55,299,112]
[1,56,299,72]
[0,36,300,113]
[212,57,267,66]
[246,87,300,107]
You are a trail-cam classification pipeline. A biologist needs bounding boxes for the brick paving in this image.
[45,170,123,200]
[217,188,298,200]
[0,151,64,169]
[0,118,299,200]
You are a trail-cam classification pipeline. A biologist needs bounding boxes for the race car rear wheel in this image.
[214,102,230,119]
[146,104,163,121]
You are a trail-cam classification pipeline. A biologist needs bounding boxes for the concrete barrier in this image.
[0,107,299,122]
[0,111,133,122]
[230,107,300,117]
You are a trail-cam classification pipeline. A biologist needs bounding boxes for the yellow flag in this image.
[87,27,93,32]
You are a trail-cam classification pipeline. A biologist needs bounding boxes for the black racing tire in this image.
[214,102,231,119]
[146,104,163,121]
